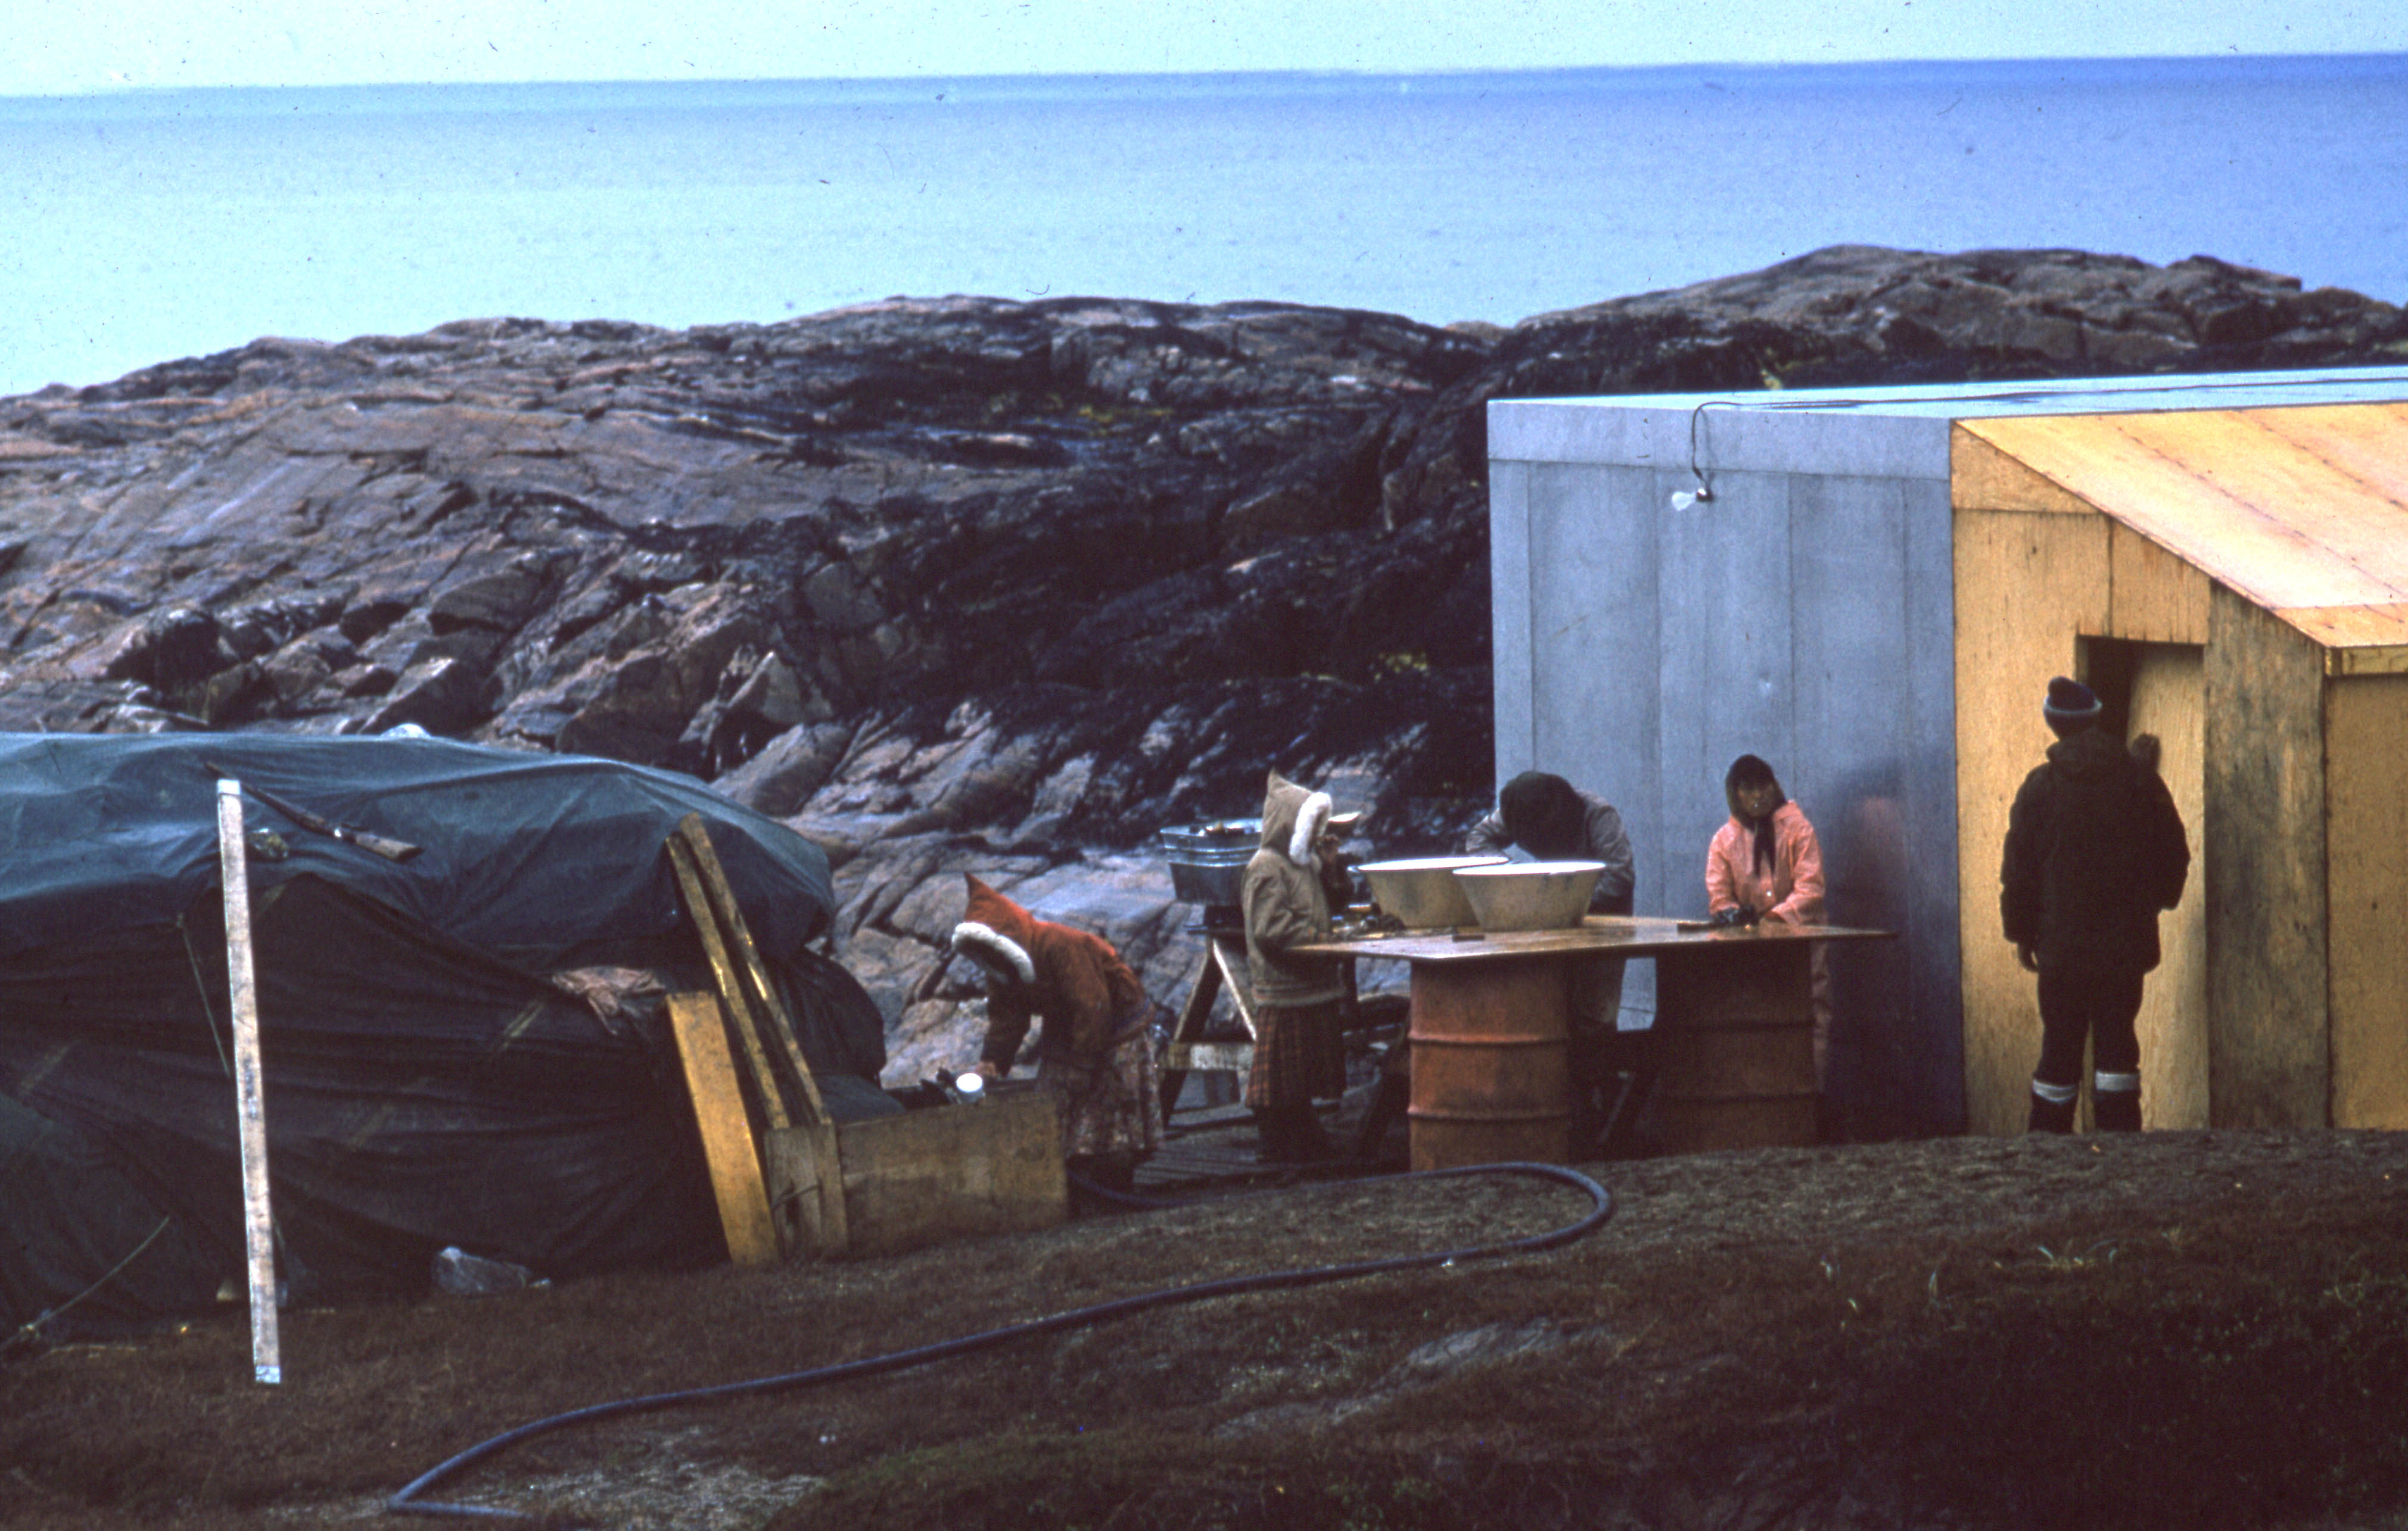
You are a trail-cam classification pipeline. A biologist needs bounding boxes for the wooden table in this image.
[1299,917,1892,1168]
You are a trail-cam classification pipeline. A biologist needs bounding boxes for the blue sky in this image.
[10,0,2404,94]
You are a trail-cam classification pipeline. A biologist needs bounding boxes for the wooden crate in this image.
[764,1088,1066,1259]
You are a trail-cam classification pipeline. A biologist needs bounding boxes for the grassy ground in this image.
[7,1129,2408,1530]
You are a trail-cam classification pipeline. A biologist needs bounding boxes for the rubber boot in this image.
[2027,1087,2077,1134]
[2093,1088,2142,1132]
[1283,1108,1343,1164]
[1252,1109,1290,1164]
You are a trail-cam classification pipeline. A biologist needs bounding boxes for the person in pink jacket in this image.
[1705,754,1835,1106]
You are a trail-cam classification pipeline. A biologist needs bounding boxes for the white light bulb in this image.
[1670,490,1698,511]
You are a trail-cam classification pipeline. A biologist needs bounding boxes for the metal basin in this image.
[1452,860,1604,932]
[1358,855,1507,929]
[1158,820,1260,907]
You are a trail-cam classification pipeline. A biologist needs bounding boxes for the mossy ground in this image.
[6,1131,2407,1530]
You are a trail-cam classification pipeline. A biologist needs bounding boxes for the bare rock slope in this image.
[2,246,2401,1078]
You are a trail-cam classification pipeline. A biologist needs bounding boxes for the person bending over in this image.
[953,873,1165,1191]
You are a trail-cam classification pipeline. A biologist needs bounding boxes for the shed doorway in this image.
[2081,636,2208,1128]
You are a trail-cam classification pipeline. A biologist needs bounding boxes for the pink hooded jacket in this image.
[1706,801,1826,926]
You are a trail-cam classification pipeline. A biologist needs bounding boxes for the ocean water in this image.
[3,54,2405,400]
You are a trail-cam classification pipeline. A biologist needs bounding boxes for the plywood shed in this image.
[1487,367,2408,1139]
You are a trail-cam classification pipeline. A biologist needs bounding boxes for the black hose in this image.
[386,1160,1613,1521]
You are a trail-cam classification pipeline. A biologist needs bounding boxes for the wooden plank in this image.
[2117,410,2408,598]
[1965,412,2408,613]
[674,814,830,1127]
[1208,936,1259,1037]
[664,992,781,1268]
[2327,646,2408,678]
[1158,944,1225,1118]
[2249,402,2408,511]
[665,835,789,1133]
[2276,602,2408,666]
[761,1121,850,1258]
[1167,1041,1255,1072]
[2127,645,2208,1129]
[215,780,281,1387]
[1947,503,2110,1135]
[833,1090,1066,1257]
[2107,522,2211,645]
[1300,916,1889,963]
[2204,586,2331,1128]
[1949,427,2095,514]
[2325,673,2408,1128]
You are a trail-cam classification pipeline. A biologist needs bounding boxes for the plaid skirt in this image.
[1038,1017,1165,1165]
[1246,999,1348,1110]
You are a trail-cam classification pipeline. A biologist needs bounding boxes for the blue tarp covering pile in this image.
[0,733,882,1333]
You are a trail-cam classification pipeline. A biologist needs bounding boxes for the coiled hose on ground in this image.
[388,1159,1614,1522]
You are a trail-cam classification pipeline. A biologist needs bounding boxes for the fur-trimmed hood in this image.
[951,872,1154,1072]
[950,873,1038,985]
[1256,768,1333,867]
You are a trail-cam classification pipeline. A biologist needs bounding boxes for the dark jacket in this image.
[2000,728,2190,973]
[1464,790,1636,916]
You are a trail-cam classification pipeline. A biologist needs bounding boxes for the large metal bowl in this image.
[1358,855,1508,929]
[1452,860,1605,932]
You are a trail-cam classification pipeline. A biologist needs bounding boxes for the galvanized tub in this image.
[1157,820,1261,907]
[1358,855,1507,929]
[1452,861,1604,932]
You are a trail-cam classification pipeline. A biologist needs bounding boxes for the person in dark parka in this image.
[2000,676,2191,1133]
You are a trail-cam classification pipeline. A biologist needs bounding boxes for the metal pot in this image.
[1358,855,1508,929]
[1157,819,1261,907]
[1451,860,1605,932]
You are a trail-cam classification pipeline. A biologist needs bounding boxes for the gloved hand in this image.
[1706,905,1761,930]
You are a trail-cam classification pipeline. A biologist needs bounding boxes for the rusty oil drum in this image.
[1652,939,1818,1152]
[1405,959,1570,1169]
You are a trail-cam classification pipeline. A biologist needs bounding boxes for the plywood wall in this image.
[1951,427,2216,1135]
[2127,646,2208,1128]
[1950,491,2108,1135]
[2326,672,2408,1127]
[2204,585,2330,1127]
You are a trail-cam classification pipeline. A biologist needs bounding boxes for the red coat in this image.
[952,874,1149,1072]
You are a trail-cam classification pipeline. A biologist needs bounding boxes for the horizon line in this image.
[7,48,2406,102]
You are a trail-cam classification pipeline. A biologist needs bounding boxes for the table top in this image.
[1295,914,1894,964]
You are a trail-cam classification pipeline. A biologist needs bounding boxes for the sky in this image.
[8,0,2405,95]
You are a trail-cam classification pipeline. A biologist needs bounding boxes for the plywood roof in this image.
[1960,403,2408,664]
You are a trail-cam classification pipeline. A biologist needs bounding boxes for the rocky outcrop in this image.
[3,247,2401,1082]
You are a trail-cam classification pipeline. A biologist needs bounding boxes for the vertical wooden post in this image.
[216,780,281,1386]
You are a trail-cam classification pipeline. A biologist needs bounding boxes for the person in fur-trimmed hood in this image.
[1239,768,1359,1163]
[951,873,1164,1191]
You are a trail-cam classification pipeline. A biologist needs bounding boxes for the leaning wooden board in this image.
[664,991,782,1269]
[665,816,1065,1261]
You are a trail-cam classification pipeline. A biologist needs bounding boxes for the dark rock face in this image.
[4,249,2401,1084]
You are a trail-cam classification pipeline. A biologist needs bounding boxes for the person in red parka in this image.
[1706,754,1834,1103]
[951,873,1165,1191]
